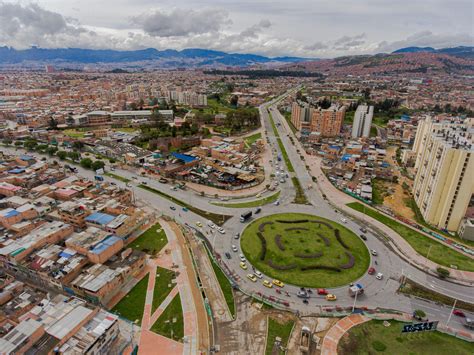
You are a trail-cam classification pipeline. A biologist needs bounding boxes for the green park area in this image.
[150,293,184,341]
[240,213,370,287]
[111,274,149,324]
[152,267,177,314]
[338,319,472,355]
[212,191,280,208]
[347,202,474,271]
[244,132,262,147]
[265,317,295,355]
[129,222,168,255]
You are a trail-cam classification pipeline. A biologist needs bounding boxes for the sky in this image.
[0,0,472,58]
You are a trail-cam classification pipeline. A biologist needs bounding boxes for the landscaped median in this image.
[104,172,131,183]
[347,202,474,271]
[212,191,281,208]
[291,177,308,205]
[138,184,232,226]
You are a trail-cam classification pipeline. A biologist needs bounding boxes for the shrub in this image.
[339,251,355,269]
[257,232,267,261]
[284,227,309,232]
[317,233,331,246]
[372,340,387,352]
[276,219,308,224]
[334,229,349,249]
[436,267,450,279]
[300,265,341,272]
[275,235,285,251]
[258,221,274,232]
[267,259,297,270]
[294,252,323,259]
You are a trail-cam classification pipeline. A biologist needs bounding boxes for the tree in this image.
[72,141,84,151]
[80,158,93,169]
[14,141,23,146]
[436,267,450,279]
[68,151,81,162]
[91,160,105,172]
[46,146,58,156]
[48,117,58,129]
[2,138,12,145]
[24,140,38,151]
[57,151,67,160]
[230,95,239,107]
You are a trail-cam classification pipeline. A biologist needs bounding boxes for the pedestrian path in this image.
[321,314,369,355]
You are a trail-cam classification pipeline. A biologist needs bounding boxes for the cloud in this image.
[304,41,328,51]
[333,33,366,49]
[240,19,272,38]
[375,31,474,52]
[131,8,231,37]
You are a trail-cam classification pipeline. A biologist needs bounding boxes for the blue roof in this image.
[8,168,25,174]
[85,212,115,225]
[329,145,341,150]
[4,210,19,218]
[341,154,352,161]
[59,251,74,259]
[90,235,121,254]
[171,152,197,163]
[20,155,34,161]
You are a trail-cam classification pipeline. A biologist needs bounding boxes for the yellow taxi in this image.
[262,280,273,288]
[247,274,257,282]
[326,294,337,301]
[272,279,284,288]
[240,262,247,270]
[195,221,203,227]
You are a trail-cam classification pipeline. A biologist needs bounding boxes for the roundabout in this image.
[240,213,370,288]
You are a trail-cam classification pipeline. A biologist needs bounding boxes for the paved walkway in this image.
[321,314,370,355]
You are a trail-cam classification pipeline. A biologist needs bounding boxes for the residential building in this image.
[352,105,374,138]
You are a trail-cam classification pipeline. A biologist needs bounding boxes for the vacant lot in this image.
[241,213,370,287]
[338,319,472,355]
[347,202,474,271]
[265,317,294,355]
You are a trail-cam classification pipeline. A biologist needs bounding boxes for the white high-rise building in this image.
[352,105,374,138]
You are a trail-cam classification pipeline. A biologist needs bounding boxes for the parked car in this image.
[376,272,384,280]
[182,207,188,212]
[368,267,376,275]
[274,200,280,206]
[317,288,328,295]
[247,274,257,282]
[170,206,176,211]
[463,318,474,329]
[195,221,203,227]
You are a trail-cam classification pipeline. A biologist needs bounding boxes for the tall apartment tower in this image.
[412,116,473,231]
[351,105,374,138]
[291,101,345,137]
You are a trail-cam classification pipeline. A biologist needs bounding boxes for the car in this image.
[360,227,368,233]
[234,233,240,240]
[255,207,262,214]
[231,245,238,252]
[371,249,378,256]
[453,310,465,317]
[132,176,138,180]
[317,288,328,295]
[297,291,309,298]
[217,227,226,234]
[360,234,367,241]
[368,267,376,275]
[240,262,248,270]
[110,167,115,171]
[263,280,273,288]
[182,207,188,212]
[225,252,231,259]
[126,183,132,187]
[247,274,257,282]
[376,272,384,280]
[274,200,280,206]
[239,254,246,262]
[272,279,284,288]
[326,294,337,301]
[141,181,148,185]
[195,221,203,227]
[279,178,285,183]
[340,218,347,223]
[170,186,178,191]
[463,318,474,329]
[254,270,263,279]
[207,221,216,229]
[170,206,176,211]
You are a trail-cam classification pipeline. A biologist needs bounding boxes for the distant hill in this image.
[393,46,473,58]
[0,46,312,68]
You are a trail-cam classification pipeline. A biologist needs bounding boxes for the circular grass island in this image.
[240,213,370,288]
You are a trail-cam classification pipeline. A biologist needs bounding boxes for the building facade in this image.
[351,105,374,138]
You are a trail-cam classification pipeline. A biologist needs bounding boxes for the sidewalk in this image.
[321,314,370,355]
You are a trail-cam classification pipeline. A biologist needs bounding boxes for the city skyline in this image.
[0,0,472,57]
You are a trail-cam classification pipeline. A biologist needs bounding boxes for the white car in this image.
[376,272,383,280]
[274,200,280,206]
[234,233,240,240]
[239,254,246,262]
[341,218,347,223]
[232,245,238,252]
[371,249,378,256]
[207,221,216,229]
[254,270,263,279]
[217,227,225,234]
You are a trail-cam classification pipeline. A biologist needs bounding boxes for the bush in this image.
[276,219,308,224]
[317,233,331,246]
[436,267,450,279]
[257,232,267,261]
[372,340,387,352]
[294,252,323,259]
[413,309,426,318]
[275,235,285,251]
[267,259,297,270]
[339,251,355,269]
[334,229,350,249]
[300,265,341,272]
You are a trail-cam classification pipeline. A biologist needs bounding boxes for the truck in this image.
[240,211,253,223]
[94,175,104,182]
[348,283,364,297]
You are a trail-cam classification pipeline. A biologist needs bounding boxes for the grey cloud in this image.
[131,8,231,37]
[333,33,366,49]
[240,19,272,38]
[376,31,474,52]
[304,41,328,51]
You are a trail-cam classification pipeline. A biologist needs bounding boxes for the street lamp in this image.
[446,299,457,328]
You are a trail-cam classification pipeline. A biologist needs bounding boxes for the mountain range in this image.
[392,46,473,58]
[0,46,311,68]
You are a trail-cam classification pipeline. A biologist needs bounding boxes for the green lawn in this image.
[150,293,184,341]
[63,129,86,138]
[205,247,236,318]
[241,213,370,287]
[276,138,295,173]
[111,274,149,324]
[338,319,472,355]
[280,110,297,134]
[347,202,474,271]
[292,177,308,204]
[138,184,232,226]
[104,172,131,183]
[152,267,177,314]
[212,191,280,208]
[244,132,262,147]
[128,222,168,255]
[265,318,295,355]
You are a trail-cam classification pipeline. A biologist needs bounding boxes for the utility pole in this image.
[426,245,433,260]
[352,289,358,312]
[446,299,457,327]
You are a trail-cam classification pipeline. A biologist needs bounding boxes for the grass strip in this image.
[265,318,295,355]
[150,293,184,341]
[292,177,308,204]
[111,273,149,324]
[138,184,232,226]
[212,191,280,208]
[204,247,236,318]
[104,172,131,183]
[128,222,168,255]
[152,267,177,314]
[347,202,474,271]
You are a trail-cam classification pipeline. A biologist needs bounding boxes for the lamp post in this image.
[446,299,457,328]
